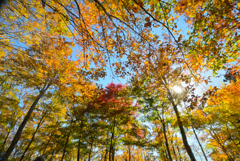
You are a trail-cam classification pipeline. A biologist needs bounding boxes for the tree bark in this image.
[176,143,182,161]
[61,133,70,161]
[41,133,52,156]
[112,145,115,161]
[155,107,173,161]
[34,156,45,161]
[77,118,84,161]
[169,133,178,161]
[2,84,50,161]
[104,146,108,161]
[209,129,234,161]
[1,129,11,152]
[88,137,94,161]
[77,138,81,161]
[128,145,131,161]
[12,147,20,159]
[171,102,196,160]
[109,117,115,161]
[20,112,46,161]
[165,86,196,161]
[176,144,182,161]
[104,132,109,161]
[61,119,74,161]
[41,121,61,157]
[192,126,208,161]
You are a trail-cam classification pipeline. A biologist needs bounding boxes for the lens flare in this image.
[173,86,182,93]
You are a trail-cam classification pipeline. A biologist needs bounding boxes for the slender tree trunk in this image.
[155,107,173,161]
[164,150,169,161]
[209,129,234,161]
[41,121,61,157]
[109,117,115,161]
[169,133,178,161]
[109,146,111,161]
[176,144,182,161]
[192,126,208,161]
[104,146,108,161]
[226,124,240,152]
[1,129,11,151]
[172,103,196,160]
[61,119,74,161]
[20,112,46,161]
[104,132,109,161]
[12,147,20,159]
[78,119,84,161]
[77,138,81,161]
[162,121,172,161]
[170,144,178,161]
[41,133,52,156]
[2,85,50,161]
[166,86,196,161]
[109,140,112,161]
[128,145,131,161]
[88,137,94,161]
[61,133,70,161]
[112,145,115,161]
[101,146,104,160]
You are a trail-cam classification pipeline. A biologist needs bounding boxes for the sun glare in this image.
[173,86,182,93]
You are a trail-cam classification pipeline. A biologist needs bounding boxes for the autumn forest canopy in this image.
[0,0,240,160]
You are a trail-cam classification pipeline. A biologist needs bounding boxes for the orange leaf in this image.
[145,17,150,22]
[132,7,139,13]
[139,1,144,7]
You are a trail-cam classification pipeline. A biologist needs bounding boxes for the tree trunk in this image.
[12,147,20,159]
[169,133,178,161]
[128,145,131,161]
[20,112,46,161]
[172,103,196,161]
[155,107,172,161]
[112,146,115,161]
[61,133,70,161]
[77,138,81,161]
[104,132,109,161]
[166,87,196,161]
[192,126,208,161]
[1,129,11,152]
[162,121,172,161]
[109,117,115,161]
[209,129,234,161]
[41,133,52,156]
[104,147,108,161]
[34,156,45,161]
[41,121,61,157]
[61,119,74,161]
[2,84,50,161]
[176,144,182,161]
[77,119,84,161]
[88,137,94,161]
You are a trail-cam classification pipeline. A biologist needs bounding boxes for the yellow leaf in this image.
[209,85,213,90]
